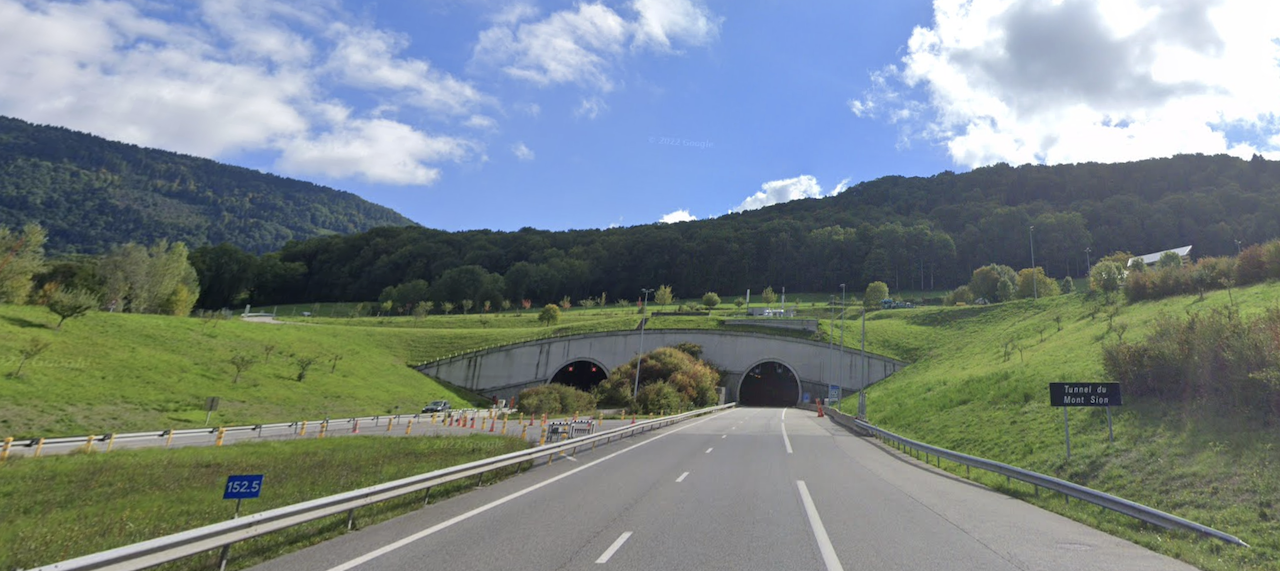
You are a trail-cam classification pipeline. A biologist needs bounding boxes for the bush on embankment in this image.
[595,345,720,411]
[515,383,596,415]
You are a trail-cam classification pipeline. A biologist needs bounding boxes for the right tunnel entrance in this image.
[738,361,800,407]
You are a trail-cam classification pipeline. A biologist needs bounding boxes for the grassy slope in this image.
[0,435,528,570]
[839,283,1280,571]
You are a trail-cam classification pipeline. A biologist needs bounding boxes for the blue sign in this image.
[828,385,841,401]
[223,474,264,500]
[802,392,811,404]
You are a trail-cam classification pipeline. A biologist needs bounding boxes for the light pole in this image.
[632,288,654,399]
[828,295,836,385]
[1085,247,1091,276]
[839,283,846,387]
[858,305,867,418]
[1236,239,1243,254]
[1029,225,1037,300]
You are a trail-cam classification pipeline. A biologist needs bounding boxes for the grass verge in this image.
[840,282,1280,570]
[0,434,529,571]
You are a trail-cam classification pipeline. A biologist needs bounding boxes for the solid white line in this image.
[781,421,793,454]
[322,412,730,571]
[721,434,726,439]
[676,471,689,483]
[705,447,713,454]
[564,455,578,462]
[596,531,633,564]
[781,408,787,420]
[797,481,844,571]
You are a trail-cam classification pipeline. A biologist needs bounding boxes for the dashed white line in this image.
[705,447,714,454]
[676,471,689,483]
[320,412,727,571]
[781,421,793,454]
[721,434,727,439]
[797,481,844,571]
[596,531,633,564]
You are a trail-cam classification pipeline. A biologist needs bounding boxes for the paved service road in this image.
[248,407,1197,571]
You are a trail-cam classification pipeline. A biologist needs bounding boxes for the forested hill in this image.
[238,153,1280,307]
[0,116,415,254]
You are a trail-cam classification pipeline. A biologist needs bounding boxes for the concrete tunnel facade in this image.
[414,330,906,406]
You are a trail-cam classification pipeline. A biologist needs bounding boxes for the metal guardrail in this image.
[30,404,736,571]
[816,406,1248,547]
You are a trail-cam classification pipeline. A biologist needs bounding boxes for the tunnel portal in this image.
[550,360,608,392]
[738,361,800,407]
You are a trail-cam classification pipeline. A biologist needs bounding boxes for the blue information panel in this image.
[828,385,841,401]
[223,474,264,500]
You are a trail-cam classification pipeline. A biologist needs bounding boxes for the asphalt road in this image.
[245,407,1196,571]
[3,413,633,457]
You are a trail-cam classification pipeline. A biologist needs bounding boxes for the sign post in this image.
[205,396,220,426]
[219,474,263,571]
[827,384,841,405]
[1049,382,1123,460]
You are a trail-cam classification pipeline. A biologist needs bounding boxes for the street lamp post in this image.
[839,283,846,387]
[1030,225,1038,300]
[1085,247,1091,276]
[858,306,867,418]
[632,288,654,399]
[828,295,836,385]
[1236,239,1243,254]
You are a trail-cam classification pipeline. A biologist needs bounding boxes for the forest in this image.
[183,153,1280,309]
[0,115,414,255]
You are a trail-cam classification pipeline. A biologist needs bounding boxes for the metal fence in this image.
[815,405,1248,547]
[28,404,736,571]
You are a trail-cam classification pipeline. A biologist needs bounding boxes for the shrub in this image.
[1090,261,1124,294]
[516,384,597,415]
[1124,270,1152,301]
[944,285,974,306]
[863,282,888,307]
[1015,268,1060,299]
[701,292,721,308]
[1236,244,1268,286]
[538,304,560,326]
[635,382,683,415]
[672,342,703,359]
[1060,276,1075,294]
[1263,241,1280,281]
[593,375,635,408]
[1157,251,1183,269]
[996,278,1014,303]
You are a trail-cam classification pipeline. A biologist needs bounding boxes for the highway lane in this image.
[246,407,1197,571]
[2,414,632,457]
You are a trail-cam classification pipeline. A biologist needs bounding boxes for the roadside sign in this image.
[205,397,220,411]
[1049,383,1122,407]
[223,475,264,500]
[827,384,841,402]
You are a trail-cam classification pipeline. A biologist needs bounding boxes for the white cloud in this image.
[516,102,542,117]
[511,141,535,161]
[465,114,498,129]
[659,209,697,223]
[575,96,608,119]
[472,0,721,91]
[850,0,1280,166]
[0,0,490,185]
[732,175,827,212]
[630,0,721,52]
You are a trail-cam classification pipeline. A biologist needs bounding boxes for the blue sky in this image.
[2,0,1278,232]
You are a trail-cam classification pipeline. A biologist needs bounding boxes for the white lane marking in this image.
[676,471,689,483]
[705,447,713,454]
[797,481,845,571]
[721,434,727,439]
[564,455,578,462]
[782,408,787,420]
[596,531,633,564]
[781,421,793,454]
[322,411,732,571]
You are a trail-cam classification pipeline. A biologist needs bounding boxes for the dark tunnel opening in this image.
[738,361,800,407]
[550,360,608,392]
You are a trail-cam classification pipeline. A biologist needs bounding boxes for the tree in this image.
[945,285,974,306]
[863,282,888,307]
[12,337,52,378]
[263,344,276,361]
[330,354,343,373]
[47,287,100,330]
[654,285,674,309]
[441,301,455,314]
[229,354,255,384]
[734,297,745,308]
[483,300,492,313]
[1090,261,1125,294]
[1061,276,1076,294]
[969,264,1017,301]
[380,300,393,315]
[501,299,512,312]
[538,304,560,326]
[1015,268,1061,299]
[559,296,571,310]
[701,292,720,309]
[461,299,474,314]
[0,223,47,305]
[294,356,318,382]
[190,243,255,310]
[98,240,200,315]
[996,278,1015,303]
[413,301,430,319]
[761,286,778,306]
[1157,251,1182,269]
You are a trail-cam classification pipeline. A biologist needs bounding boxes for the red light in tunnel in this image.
[591,366,598,372]
[568,366,574,372]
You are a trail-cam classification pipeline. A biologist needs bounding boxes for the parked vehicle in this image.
[421,400,451,413]
[880,298,915,309]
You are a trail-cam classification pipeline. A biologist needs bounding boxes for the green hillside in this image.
[842,283,1280,570]
[0,115,414,254]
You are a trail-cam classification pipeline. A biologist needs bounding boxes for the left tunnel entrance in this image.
[550,360,608,392]
[738,361,800,407]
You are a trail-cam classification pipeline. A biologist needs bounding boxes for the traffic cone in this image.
[353,419,360,433]
[470,415,476,429]
[631,413,636,425]
[817,400,825,418]
[489,418,495,432]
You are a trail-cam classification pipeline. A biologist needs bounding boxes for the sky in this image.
[2,0,1279,232]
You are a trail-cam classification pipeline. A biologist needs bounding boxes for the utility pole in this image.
[1030,225,1038,300]
[632,288,654,399]
[828,295,836,385]
[858,306,867,418]
[1085,247,1091,276]
[839,283,846,387]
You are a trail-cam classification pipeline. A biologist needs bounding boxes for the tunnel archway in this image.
[737,360,801,407]
[549,359,609,392]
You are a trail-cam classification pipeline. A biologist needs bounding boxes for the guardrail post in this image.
[387,417,393,432]
[405,418,414,435]
[299,420,307,437]
[34,437,45,457]
[215,428,227,447]
[319,421,328,439]
[1,436,12,460]
[346,509,356,530]
[422,486,432,507]
[107,433,117,452]
[83,435,96,453]
[538,425,547,447]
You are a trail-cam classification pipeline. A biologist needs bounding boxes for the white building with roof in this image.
[1128,245,1192,268]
